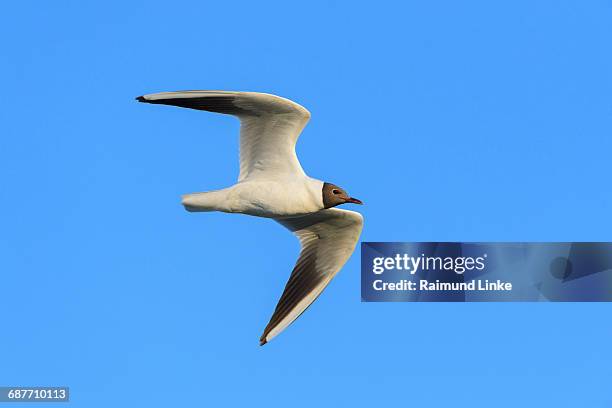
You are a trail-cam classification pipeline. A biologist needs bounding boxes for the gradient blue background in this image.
[1,1,611,406]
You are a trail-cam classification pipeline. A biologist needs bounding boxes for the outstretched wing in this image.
[136,91,311,181]
[261,209,364,345]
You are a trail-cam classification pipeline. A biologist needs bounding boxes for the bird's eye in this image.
[332,189,341,195]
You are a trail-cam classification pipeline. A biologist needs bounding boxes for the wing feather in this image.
[136,90,311,181]
[261,209,363,345]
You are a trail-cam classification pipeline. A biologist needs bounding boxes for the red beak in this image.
[345,197,363,205]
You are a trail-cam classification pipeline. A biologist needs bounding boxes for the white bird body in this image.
[137,90,363,345]
[182,177,324,218]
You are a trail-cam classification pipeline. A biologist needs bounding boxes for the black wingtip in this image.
[259,337,267,346]
[135,96,146,102]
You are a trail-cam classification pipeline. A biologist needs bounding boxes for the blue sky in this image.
[1,0,611,406]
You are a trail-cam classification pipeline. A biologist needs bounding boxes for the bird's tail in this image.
[181,190,228,212]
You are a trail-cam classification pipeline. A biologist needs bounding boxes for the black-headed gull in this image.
[136,91,363,345]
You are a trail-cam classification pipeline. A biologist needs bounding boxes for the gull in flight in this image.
[136,91,363,345]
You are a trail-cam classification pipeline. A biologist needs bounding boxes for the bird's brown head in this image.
[322,182,363,209]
